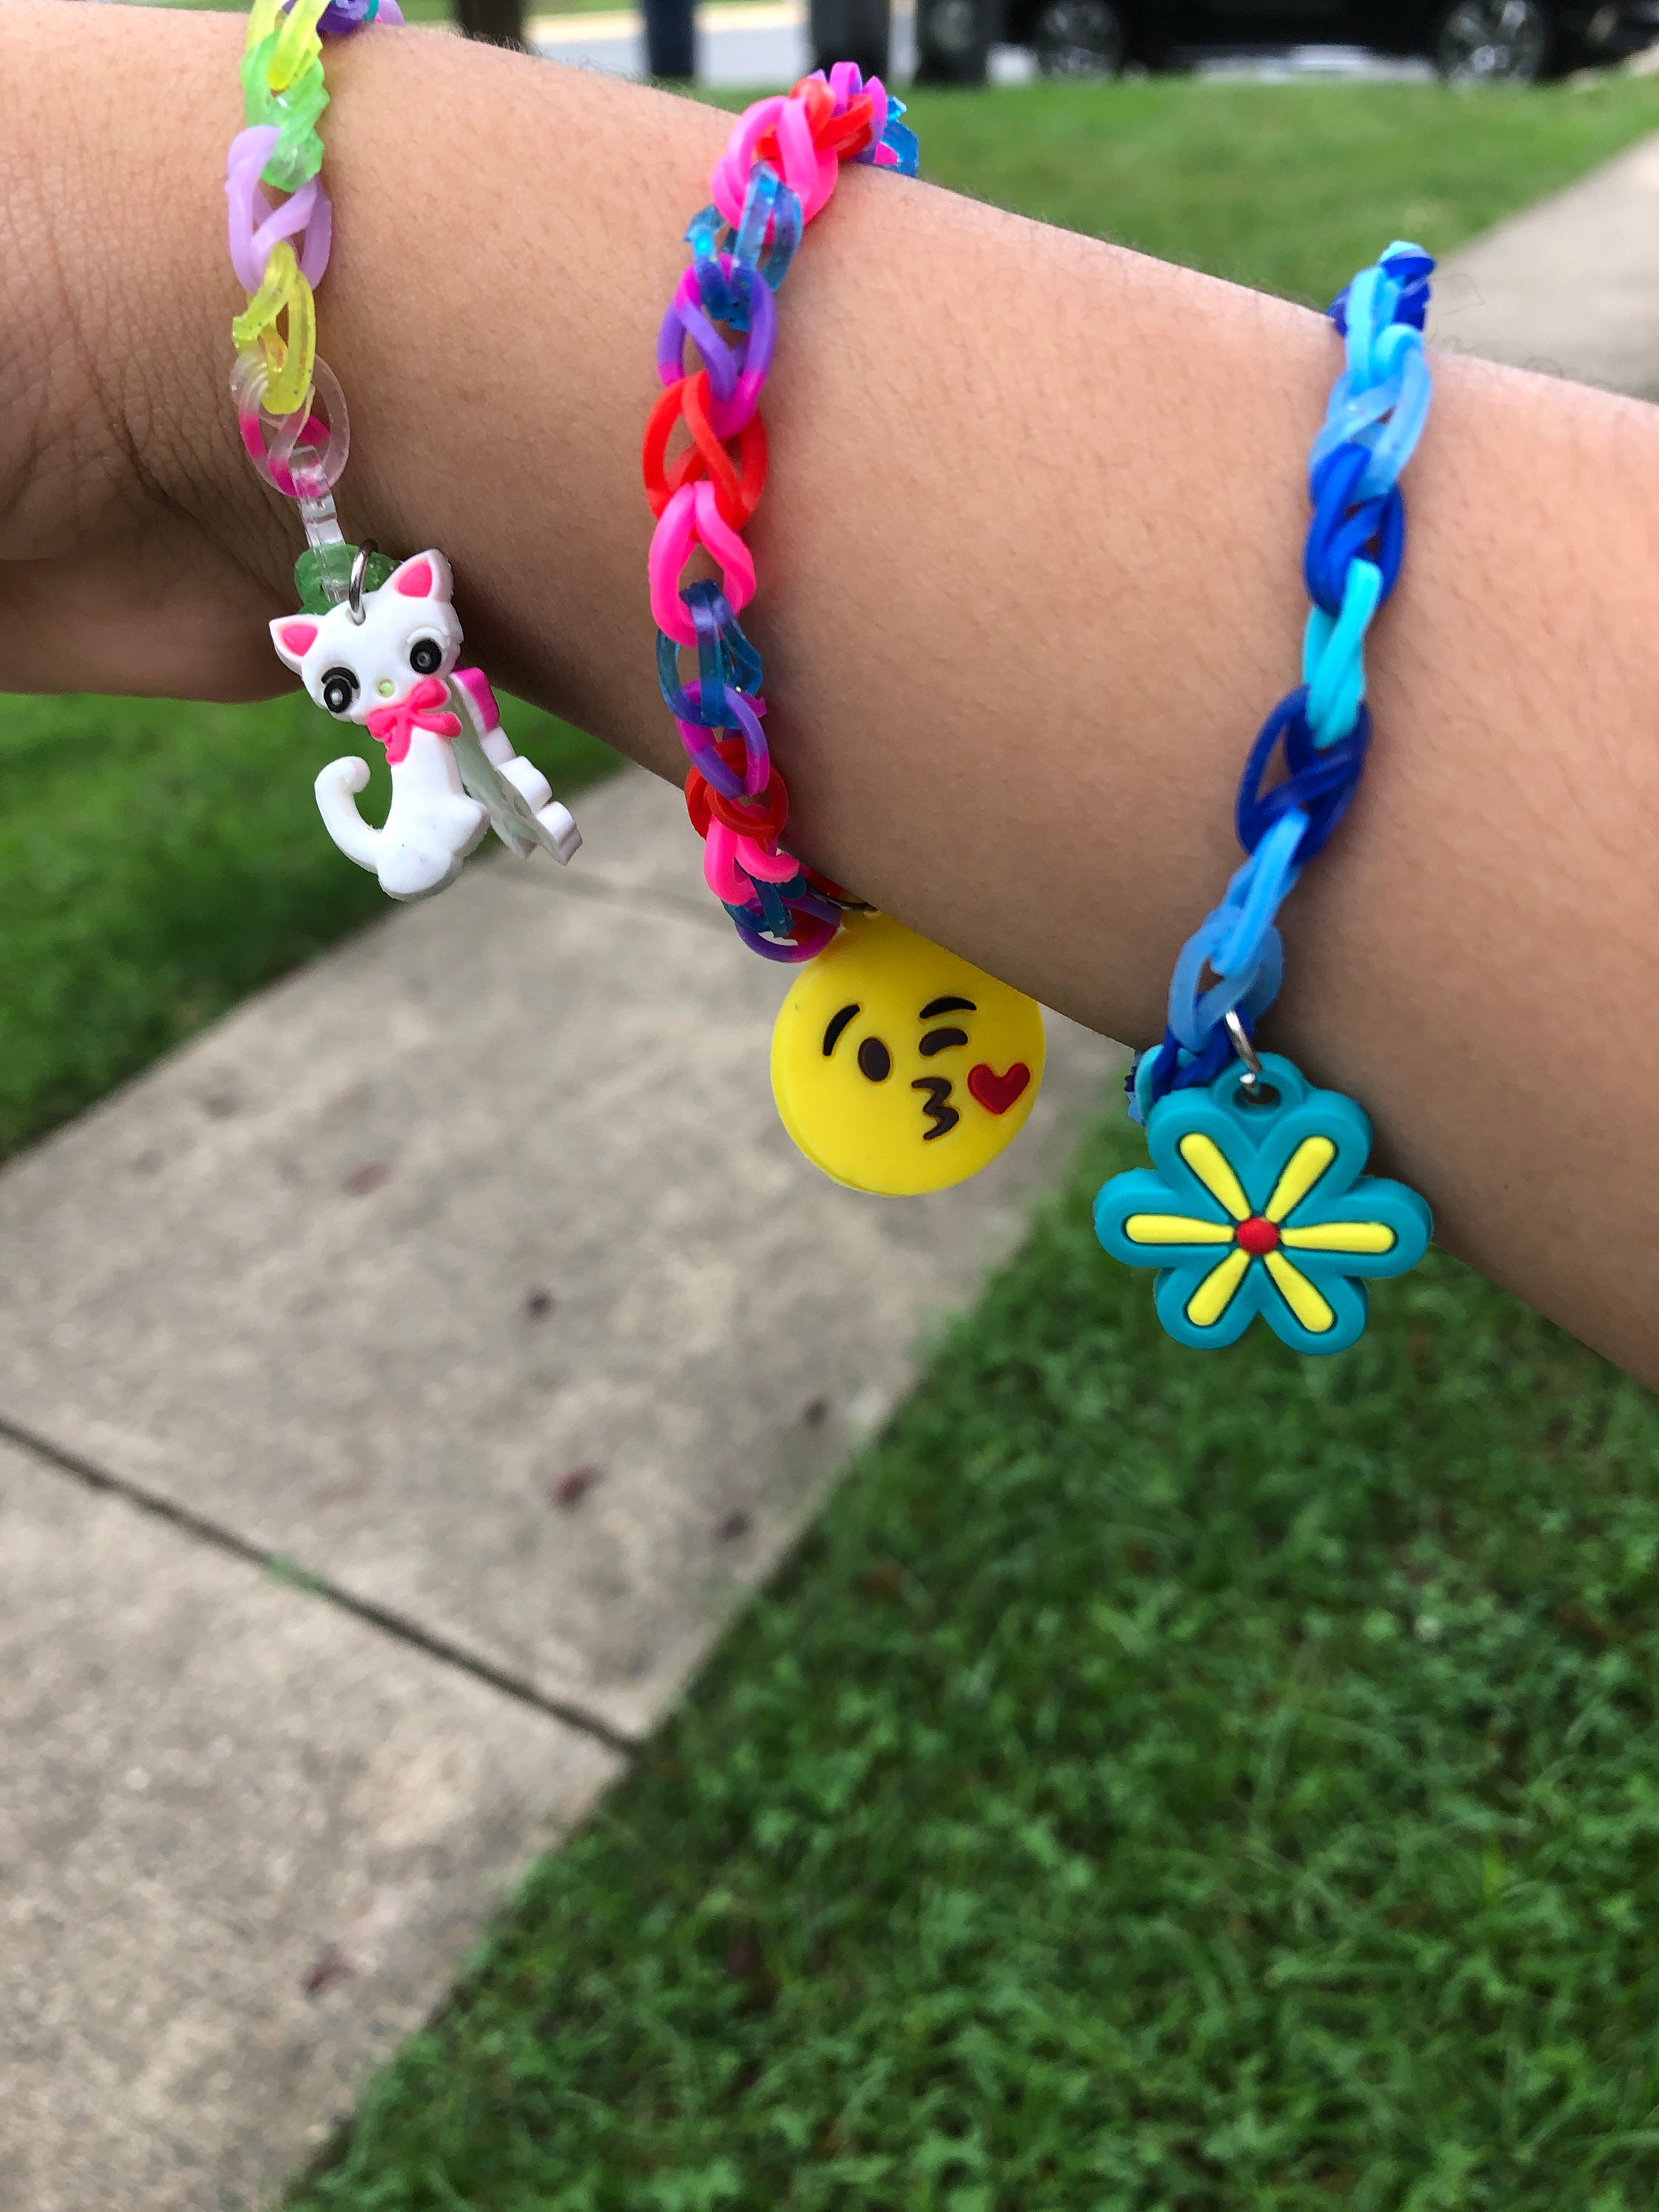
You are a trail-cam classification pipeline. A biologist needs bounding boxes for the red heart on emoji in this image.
[967,1062,1031,1116]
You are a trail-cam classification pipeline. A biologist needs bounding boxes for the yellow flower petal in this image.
[1177,1133,1249,1222]
[1185,1246,1251,1327]
[1124,1214,1235,1247]
[1265,1135,1337,1224]
[1264,1251,1336,1333]
[1280,1220,1396,1254]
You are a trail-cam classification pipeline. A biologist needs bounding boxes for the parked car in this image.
[911,0,1659,83]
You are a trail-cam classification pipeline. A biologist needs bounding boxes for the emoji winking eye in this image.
[771,914,1046,1194]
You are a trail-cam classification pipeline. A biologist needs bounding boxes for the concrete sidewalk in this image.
[0,1444,620,2212]
[0,768,1118,2208]
[1426,128,1659,394]
[6,136,1659,2211]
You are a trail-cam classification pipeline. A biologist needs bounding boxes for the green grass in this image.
[905,73,1659,305]
[271,77,1659,2212]
[0,691,610,1160]
[293,1121,1659,2211]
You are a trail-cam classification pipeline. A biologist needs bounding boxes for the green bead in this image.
[242,41,330,192]
[295,543,400,615]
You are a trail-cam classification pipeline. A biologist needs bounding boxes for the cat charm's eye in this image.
[320,667,359,717]
[408,638,443,675]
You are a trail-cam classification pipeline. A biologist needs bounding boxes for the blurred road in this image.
[528,0,914,81]
[524,3,1433,84]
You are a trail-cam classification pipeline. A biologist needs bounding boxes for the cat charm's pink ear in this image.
[271,617,319,670]
[389,549,453,603]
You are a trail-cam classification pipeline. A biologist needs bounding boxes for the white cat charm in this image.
[271,549,581,902]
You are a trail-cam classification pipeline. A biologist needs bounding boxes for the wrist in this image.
[0,2,301,692]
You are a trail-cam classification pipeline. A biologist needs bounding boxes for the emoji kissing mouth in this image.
[911,1075,961,1141]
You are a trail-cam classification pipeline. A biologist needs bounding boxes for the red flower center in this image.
[1235,1215,1280,1256]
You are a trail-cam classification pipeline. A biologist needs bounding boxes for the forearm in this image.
[2,1,1655,1380]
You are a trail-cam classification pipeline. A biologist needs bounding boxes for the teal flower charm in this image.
[1094,1053,1430,1354]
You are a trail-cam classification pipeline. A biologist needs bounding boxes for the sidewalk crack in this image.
[0,1411,641,1761]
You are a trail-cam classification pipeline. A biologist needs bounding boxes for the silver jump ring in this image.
[347,538,378,626]
[1224,1008,1264,1087]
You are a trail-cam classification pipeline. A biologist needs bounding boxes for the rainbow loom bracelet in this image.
[644,64,917,965]
[645,75,1052,1202]
[232,0,582,900]
[1094,242,1437,1355]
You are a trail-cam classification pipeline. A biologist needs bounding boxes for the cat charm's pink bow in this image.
[364,675,461,765]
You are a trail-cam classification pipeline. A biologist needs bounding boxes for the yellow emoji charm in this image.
[771,912,1046,1194]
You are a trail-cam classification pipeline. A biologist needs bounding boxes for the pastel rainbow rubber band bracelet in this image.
[1095,242,1437,1355]
[231,0,582,900]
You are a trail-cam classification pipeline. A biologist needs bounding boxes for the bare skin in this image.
[0,0,1654,1379]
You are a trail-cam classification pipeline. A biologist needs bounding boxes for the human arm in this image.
[1,0,1655,1379]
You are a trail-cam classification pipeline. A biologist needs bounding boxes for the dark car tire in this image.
[808,0,892,83]
[913,0,991,80]
[1433,0,1553,79]
[1034,0,1126,72]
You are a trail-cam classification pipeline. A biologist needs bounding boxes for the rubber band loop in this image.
[226,128,332,292]
[233,348,350,496]
[649,481,757,644]
[643,373,770,528]
[232,240,317,418]
[672,687,770,799]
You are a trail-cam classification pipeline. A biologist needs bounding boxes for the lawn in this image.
[908,72,1659,306]
[0,690,610,1161]
[293,1128,1659,2211]
[9,69,1659,2209]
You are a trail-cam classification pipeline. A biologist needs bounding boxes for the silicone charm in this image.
[1093,1051,1430,1355]
[771,911,1045,1194]
[269,548,581,902]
